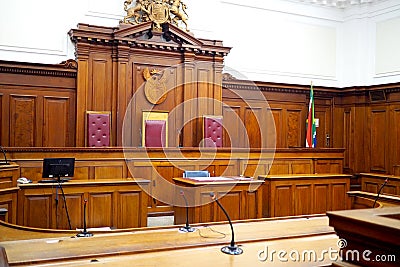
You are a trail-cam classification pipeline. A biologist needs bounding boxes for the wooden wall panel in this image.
[314,184,329,214]
[331,183,347,211]
[0,191,17,224]
[94,165,124,180]
[245,107,262,148]
[270,108,282,148]
[222,105,241,147]
[118,191,141,228]
[287,110,302,148]
[262,174,351,218]
[89,193,113,228]
[43,97,70,146]
[10,95,37,146]
[246,191,258,219]
[218,191,241,221]
[360,173,400,196]
[343,109,352,170]
[91,58,113,111]
[23,195,52,228]
[295,184,312,215]
[17,180,149,229]
[0,94,2,142]
[370,107,387,172]
[273,185,293,217]
[291,160,313,174]
[390,106,400,173]
[57,194,83,230]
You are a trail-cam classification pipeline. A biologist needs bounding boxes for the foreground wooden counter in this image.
[173,177,263,224]
[17,179,149,229]
[328,207,400,267]
[259,174,352,217]
[0,215,339,266]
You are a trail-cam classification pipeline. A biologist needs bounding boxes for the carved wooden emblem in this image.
[143,67,168,105]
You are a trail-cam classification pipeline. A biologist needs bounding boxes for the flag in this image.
[306,82,316,148]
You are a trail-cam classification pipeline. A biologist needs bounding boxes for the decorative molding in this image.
[223,79,400,96]
[69,23,231,57]
[0,60,77,78]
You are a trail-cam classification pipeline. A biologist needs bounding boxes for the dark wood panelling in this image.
[17,180,149,229]
[43,97,70,146]
[10,95,36,147]
[287,110,302,148]
[245,107,262,148]
[370,107,387,172]
[0,61,77,147]
[261,174,351,218]
[359,173,400,196]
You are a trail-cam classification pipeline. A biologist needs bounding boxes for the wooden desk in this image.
[0,215,340,266]
[259,174,352,217]
[328,207,400,267]
[347,191,400,209]
[358,173,400,196]
[0,163,19,224]
[173,177,263,224]
[17,179,150,229]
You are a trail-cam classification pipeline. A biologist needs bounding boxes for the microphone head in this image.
[209,192,216,200]
[180,190,184,196]
[84,199,88,203]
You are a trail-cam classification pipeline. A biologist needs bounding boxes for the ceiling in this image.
[295,0,385,9]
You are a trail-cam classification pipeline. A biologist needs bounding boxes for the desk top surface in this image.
[173,176,264,186]
[17,178,150,188]
[0,215,337,266]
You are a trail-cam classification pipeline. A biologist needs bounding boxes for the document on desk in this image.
[185,176,253,182]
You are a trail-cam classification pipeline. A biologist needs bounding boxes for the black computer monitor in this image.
[42,158,75,179]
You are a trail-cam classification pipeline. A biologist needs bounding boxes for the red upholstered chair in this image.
[145,120,166,147]
[86,111,111,147]
[142,111,168,147]
[203,116,223,147]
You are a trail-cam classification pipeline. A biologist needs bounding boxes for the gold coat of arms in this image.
[123,0,189,31]
[143,67,168,105]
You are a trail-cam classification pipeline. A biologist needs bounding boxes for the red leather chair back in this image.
[203,116,222,147]
[87,112,110,147]
[145,120,166,147]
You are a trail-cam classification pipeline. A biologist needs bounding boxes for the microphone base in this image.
[178,226,196,233]
[221,245,243,255]
[76,231,93,238]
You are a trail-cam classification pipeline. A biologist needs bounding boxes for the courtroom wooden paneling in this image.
[0,189,17,224]
[173,178,263,224]
[0,164,19,224]
[314,99,333,148]
[17,180,149,229]
[358,173,400,196]
[70,23,229,148]
[347,191,400,209]
[259,174,351,218]
[7,147,345,215]
[0,61,77,147]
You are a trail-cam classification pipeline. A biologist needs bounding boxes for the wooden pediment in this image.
[114,22,202,46]
[70,22,231,56]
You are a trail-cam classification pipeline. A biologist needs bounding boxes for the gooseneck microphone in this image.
[77,199,93,237]
[373,178,389,208]
[0,146,9,165]
[210,192,243,255]
[179,190,196,233]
